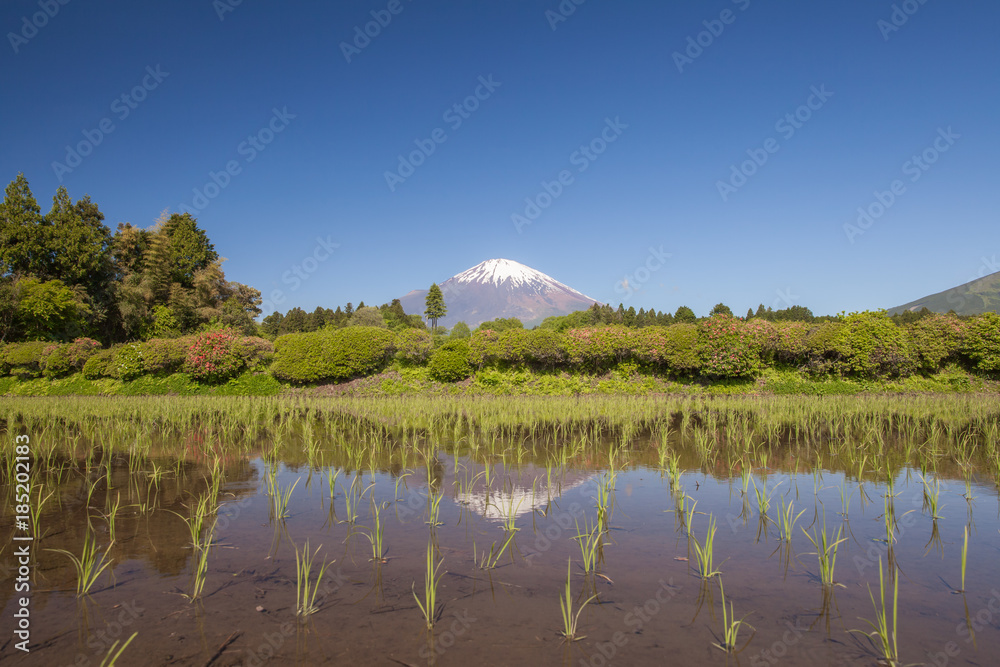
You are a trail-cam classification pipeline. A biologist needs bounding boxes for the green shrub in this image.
[632,325,701,375]
[141,337,191,375]
[237,336,275,369]
[564,326,635,371]
[271,327,395,383]
[470,329,567,369]
[395,329,434,364]
[428,340,471,382]
[769,321,809,366]
[43,345,74,378]
[803,322,845,375]
[2,341,51,379]
[82,348,115,380]
[962,312,1000,373]
[110,343,144,381]
[906,314,966,374]
[698,315,765,378]
[834,311,913,379]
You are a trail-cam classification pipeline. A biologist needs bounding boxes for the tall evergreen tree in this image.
[0,173,48,278]
[424,283,446,331]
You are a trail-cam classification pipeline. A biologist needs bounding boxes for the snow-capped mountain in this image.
[398,258,598,328]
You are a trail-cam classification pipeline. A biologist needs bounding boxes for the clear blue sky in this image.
[2,0,997,318]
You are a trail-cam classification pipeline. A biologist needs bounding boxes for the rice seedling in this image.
[269,476,300,521]
[919,474,945,520]
[98,632,138,667]
[294,540,332,617]
[776,496,805,543]
[47,529,114,596]
[413,542,444,629]
[362,499,388,563]
[850,559,899,666]
[426,488,444,527]
[474,531,517,570]
[394,470,411,500]
[751,478,782,522]
[711,578,754,654]
[690,515,722,579]
[573,517,603,574]
[958,525,968,593]
[802,519,846,588]
[558,558,597,642]
[595,471,615,531]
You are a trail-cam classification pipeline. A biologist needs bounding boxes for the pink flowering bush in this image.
[697,315,765,378]
[183,328,247,383]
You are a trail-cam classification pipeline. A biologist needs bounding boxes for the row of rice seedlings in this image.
[294,540,332,617]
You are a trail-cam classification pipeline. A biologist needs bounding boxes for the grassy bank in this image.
[0,363,993,398]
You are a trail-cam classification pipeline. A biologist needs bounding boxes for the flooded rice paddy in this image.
[1,395,999,666]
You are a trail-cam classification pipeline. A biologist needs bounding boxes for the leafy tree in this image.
[260,311,284,339]
[0,173,48,278]
[710,303,733,317]
[674,305,696,324]
[281,307,308,334]
[450,321,471,339]
[477,317,523,332]
[349,306,388,328]
[14,277,91,340]
[424,283,447,331]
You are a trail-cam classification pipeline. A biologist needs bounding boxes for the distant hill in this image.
[399,258,598,329]
[888,271,1000,316]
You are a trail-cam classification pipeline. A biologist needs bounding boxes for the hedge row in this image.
[0,329,274,383]
[1,312,997,386]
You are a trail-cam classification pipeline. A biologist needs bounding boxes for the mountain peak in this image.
[398,258,597,327]
[453,258,562,288]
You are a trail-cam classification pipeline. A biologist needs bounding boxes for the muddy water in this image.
[2,453,999,666]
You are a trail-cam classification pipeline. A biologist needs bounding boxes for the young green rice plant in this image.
[294,540,332,617]
[958,525,968,593]
[850,559,899,666]
[802,519,846,588]
[573,517,603,574]
[98,631,138,667]
[413,542,444,629]
[919,474,945,520]
[711,577,754,654]
[690,515,722,579]
[751,478,782,523]
[426,488,444,527]
[558,558,597,642]
[394,470,412,500]
[269,476,300,521]
[776,496,805,543]
[595,471,615,531]
[362,499,388,563]
[47,528,114,596]
[474,530,517,570]
[326,466,341,503]
[838,483,853,520]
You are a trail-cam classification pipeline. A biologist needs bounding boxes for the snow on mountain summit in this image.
[398,258,598,328]
[451,259,593,299]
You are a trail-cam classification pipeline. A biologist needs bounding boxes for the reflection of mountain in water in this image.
[448,462,595,523]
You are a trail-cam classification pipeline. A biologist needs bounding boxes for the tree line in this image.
[0,173,261,344]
